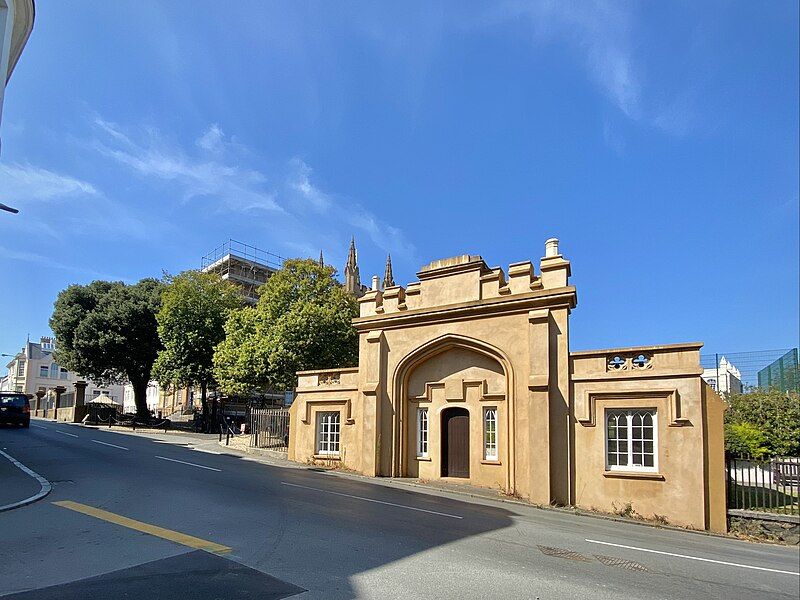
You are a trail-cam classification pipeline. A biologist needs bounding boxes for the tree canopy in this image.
[50,278,163,417]
[151,270,242,421]
[214,258,358,394]
[724,387,800,457]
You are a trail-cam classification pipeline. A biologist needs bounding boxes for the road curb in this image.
[0,449,52,512]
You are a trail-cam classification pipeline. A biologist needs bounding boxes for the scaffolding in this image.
[201,240,285,305]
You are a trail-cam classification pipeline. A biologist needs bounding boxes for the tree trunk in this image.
[200,381,209,433]
[131,377,150,419]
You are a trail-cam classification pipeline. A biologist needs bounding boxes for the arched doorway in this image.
[441,407,470,478]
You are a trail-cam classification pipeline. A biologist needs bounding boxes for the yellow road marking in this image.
[53,500,231,554]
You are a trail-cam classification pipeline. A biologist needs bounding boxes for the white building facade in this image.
[123,381,160,414]
[1,336,125,406]
[702,356,743,396]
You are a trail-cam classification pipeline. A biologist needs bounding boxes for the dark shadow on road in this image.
[0,425,517,598]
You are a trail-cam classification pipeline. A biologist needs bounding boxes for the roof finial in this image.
[344,236,363,297]
[383,254,395,288]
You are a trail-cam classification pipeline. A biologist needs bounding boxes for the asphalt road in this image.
[0,421,797,599]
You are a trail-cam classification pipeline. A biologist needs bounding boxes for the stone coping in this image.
[570,342,704,357]
[728,509,799,524]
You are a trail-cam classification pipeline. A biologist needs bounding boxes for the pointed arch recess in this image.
[391,334,516,492]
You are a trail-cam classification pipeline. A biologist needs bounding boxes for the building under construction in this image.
[201,240,284,305]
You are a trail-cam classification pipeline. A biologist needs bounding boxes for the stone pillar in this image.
[74,380,87,407]
[34,389,45,414]
[53,385,66,421]
[74,380,88,423]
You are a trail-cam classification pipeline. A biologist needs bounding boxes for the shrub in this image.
[724,422,769,459]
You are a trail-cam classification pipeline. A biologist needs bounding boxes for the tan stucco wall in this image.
[288,242,727,532]
[289,368,364,470]
[703,382,727,533]
[571,344,725,530]
[404,345,507,490]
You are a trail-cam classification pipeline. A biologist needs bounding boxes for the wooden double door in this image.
[441,407,470,478]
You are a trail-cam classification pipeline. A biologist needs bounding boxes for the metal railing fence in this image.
[726,456,799,515]
[700,349,799,394]
[249,408,290,451]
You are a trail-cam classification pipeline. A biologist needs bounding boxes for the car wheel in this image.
[22,420,30,429]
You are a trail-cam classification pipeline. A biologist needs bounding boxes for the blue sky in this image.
[0,1,797,357]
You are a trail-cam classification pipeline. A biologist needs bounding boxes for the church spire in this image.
[344,236,363,297]
[383,254,395,288]
[318,250,324,268]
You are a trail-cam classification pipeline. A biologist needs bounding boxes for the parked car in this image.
[0,392,30,428]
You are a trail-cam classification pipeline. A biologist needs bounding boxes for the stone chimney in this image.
[545,237,560,257]
[540,237,571,289]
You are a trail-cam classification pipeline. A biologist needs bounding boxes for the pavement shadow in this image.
[3,425,518,599]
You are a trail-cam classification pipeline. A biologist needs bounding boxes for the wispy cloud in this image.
[287,158,332,212]
[285,158,415,261]
[196,123,225,152]
[0,163,98,201]
[0,245,127,281]
[89,116,415,266]
[497,1,640,119]
[92,117,281,213]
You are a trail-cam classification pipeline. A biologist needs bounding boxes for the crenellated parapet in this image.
[358,238,572,318]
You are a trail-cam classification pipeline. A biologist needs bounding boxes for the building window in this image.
[484,407,498,461]
[60,368,68,380]
[50,363,58,379]
[606,409,657,472]
[316,411,340,456]
[416,408,428,457]
[16,361,25,376]
[39,365,49,378]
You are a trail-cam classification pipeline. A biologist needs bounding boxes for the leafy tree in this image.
[50,279,163,417]
[151,271,242,427]
[724,422,769,459]
[724,388,800,457]
[214,259,358,394]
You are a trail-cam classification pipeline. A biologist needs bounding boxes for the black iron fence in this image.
[250,408,290,452]
[726,456,799,515]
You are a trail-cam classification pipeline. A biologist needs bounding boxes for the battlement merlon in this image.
[357,238,573,318]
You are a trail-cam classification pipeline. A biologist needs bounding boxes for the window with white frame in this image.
[39,365,49,378]
[16,361,25,377]
[606,409,657,471]
[50,363,58,379]
[484,407,498,461]
[416,408,428,457]
[316,411,341,456]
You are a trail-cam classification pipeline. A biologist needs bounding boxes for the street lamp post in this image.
[0,203,19,214]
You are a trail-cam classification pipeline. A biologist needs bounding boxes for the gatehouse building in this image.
[289,238,726,532]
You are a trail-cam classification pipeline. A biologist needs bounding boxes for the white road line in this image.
[281,481,464,519]
[585,539,800,576]
[54,430,79,438]
[155,456,221,472]
[92,439,129,451]
[31,424,48,430]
